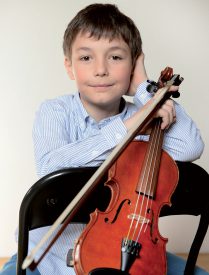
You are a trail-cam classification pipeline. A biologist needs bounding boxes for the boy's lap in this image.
[1,253,208,275]
[0,254,40,275]
[167,252,209,275]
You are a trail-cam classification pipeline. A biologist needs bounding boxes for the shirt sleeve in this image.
[33,100,128,177]
[161,102,204,162]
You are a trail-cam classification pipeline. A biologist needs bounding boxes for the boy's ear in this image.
[64,57,75,80]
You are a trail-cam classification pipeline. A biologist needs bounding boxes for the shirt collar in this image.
[74,92,90,121]
[74,92,128,124]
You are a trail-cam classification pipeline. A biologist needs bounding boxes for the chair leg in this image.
[16,215,28,275]
[184,210,209,275]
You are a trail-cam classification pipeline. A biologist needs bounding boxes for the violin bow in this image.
[22,72,183,270]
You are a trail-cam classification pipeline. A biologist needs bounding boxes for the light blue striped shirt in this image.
[30,81,204,274]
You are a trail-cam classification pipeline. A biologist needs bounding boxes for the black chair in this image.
[17,162,209,275]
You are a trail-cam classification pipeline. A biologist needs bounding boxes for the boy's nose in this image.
[94,59,109,77]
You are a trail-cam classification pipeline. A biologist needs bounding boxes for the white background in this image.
[0,0,209,257]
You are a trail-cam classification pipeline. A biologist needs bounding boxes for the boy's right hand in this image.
[127,52,148,96]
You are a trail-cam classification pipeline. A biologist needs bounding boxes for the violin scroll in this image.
[147,66,184,98]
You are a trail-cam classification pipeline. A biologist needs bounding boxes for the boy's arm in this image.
[33,99,128,178]
[33,91,204,180]
[128,83,204,163]
[126,54,204,163]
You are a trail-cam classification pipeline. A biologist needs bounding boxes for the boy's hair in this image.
[63,3,142,63]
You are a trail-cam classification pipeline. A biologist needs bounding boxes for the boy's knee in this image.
[0,254,17,275]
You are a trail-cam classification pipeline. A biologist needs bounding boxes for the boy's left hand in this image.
[127,52,148,96]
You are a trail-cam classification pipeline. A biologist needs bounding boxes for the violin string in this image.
[135,121,161,242]
[125,140,152,242]
[137,120,161,238]
[133,146,155,239]
[142,120,162,235]
[125,183,142,242]
[127,143,153,241]
[125,139,155,241]
[134,120,162,243]
[127,121,160,242]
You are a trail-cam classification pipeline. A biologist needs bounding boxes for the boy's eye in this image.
[111,55,123,60]
[80,56,90,61]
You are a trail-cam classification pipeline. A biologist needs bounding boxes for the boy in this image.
[1,3,208,275]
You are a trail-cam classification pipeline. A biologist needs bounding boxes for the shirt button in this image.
[115,133,122,140]
[92,150,98,157]
[141,93,146,99]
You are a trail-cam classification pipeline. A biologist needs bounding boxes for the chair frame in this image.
[17,162,209,275]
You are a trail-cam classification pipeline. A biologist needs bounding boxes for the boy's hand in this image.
[127,52,148,96]
[126,52,178,130]
[124,97,176,132]
[155,99,176,130]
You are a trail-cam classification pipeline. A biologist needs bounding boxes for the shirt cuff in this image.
[134,80,153,105]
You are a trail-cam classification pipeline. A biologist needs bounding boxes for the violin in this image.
[22,68,183,274]
[73,68,181,275]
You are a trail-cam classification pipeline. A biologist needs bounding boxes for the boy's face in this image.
[65,32,133,117]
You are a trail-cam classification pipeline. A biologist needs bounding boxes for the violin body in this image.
[73,141,179,275]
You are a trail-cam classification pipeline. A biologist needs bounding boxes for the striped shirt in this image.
[30,81,204,274]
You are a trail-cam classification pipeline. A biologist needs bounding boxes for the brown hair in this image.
[63,3,142,63]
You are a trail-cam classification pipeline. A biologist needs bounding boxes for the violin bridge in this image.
[128,214,150,224]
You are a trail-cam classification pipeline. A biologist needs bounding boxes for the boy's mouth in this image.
[89,83,114,88]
